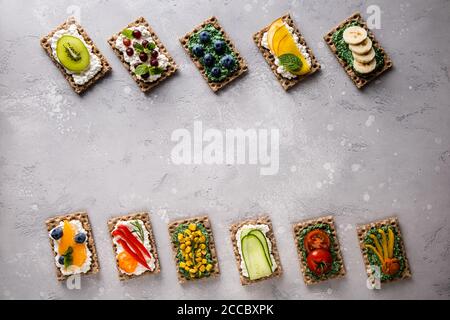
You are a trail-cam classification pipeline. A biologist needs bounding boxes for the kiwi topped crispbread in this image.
[293,215,346,285]
[108,212,160,281]
[40,17,111,94]
[253,13,321,91]
[357,217,411,285]
[230,216,282,285]
[168,215,220,283]
[108,17,178,93]
[45,211,100,281]
[323,12,393,89]
[179,16,248,92]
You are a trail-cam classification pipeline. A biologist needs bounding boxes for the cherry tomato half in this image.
[304,229,331,253]
[306,249,333,275]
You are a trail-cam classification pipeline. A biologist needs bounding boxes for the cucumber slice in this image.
[248,230,272,267]
[241,234,273,280]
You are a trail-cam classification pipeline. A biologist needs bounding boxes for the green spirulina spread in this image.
[188,24,238,82]
[332,21,384,77]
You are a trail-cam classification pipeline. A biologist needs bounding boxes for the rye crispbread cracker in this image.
[179,16,248,92]
[108,212,160,281]
[230,216,282,285]
[253,13,321,91]
[357,217,411,285]
[168,216,220,283]
[40,17,111,94]
[323,12,393,89]
[108,17,178,92]
[293,215,346,285]
[45,212,100,281]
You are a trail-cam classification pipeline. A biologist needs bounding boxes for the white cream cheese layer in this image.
[50,220,92,276]
[236,224,277,277]
[112,220,156,275]
[115,25,169,82]
[49,24,102,85]
[261,22,311,79]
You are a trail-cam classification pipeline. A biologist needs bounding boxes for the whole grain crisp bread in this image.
[357,217,411,285]
[168,215,220,283]
[179,16,248,92]
[108,17,178,92]
[253,13,321,91]
[45,211,100,281]
[323,12,393,89]
[293,215,346,285]
[230,216,283,285]
[40,17,111,94]
[108,212,160,281]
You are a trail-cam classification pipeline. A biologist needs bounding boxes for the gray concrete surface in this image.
[0,0,449,299]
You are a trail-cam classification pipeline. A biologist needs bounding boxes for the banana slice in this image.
[352,48,375,64]
[343,26,367,44]
[353,58,376,74]
[349,37,373,55]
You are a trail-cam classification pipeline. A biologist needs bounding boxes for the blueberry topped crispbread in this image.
[323,12,392,88]
[180,16,248,92]
[108,17,178,92]
[168,216,220,283]
[40,17,111,94]
[254,13,320,91]
[46,212,100,281]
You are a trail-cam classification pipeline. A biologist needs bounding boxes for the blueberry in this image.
[50,227,63,240]
[220,55,235,69]
[203,53,215,67]
[74,232,87,244]
[58,256,65,265]
[213,40,225,54]
[192,44,204,57]
[199,30,210,43]
[211,67,221,78]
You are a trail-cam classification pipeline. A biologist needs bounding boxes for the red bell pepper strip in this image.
[117,224,151,258]
[112,228,150,269]
[116,238,150,270]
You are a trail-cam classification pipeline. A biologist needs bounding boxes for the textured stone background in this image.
[0,0,449,299]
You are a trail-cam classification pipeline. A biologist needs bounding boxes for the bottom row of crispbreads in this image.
[46,212,411,286]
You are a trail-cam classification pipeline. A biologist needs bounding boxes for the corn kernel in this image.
[185,229,191,235]
[202,259,207,264]
[179,262,186,268]
[186,260,193,266]
[188,223,197,231]
[189,252,194,258]
[199,265,206,272]
[206,264,213,272]
[177,233,183,241]
[180,244,186,250]
[200,244,206,249]
[199,236,206,243]
[185,246,191,253]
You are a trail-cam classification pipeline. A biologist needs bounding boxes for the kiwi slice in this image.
[56,35,90,73]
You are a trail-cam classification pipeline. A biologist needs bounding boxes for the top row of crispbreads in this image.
[40,13,392,94]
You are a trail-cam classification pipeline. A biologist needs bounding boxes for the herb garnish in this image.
[130,220,145,242]
[279,53,302,73]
